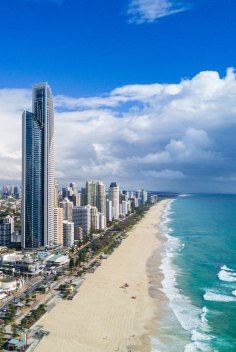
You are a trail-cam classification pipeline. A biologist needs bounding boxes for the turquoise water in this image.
[154,194,236,352]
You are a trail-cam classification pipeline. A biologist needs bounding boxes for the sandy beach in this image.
[35,199,169,352]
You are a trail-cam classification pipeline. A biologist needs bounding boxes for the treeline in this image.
[21,304,47,328]
[76,204,152,259]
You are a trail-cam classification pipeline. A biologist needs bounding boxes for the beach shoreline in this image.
[35,199,171,352]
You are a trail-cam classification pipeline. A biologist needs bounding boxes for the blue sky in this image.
[1,0,236,192]
[0,0,235,95]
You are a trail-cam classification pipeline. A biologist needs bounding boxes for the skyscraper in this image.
[21,83,55,249]
[109,182,120,220]
[85,181,106,216]
[59,198,73,222]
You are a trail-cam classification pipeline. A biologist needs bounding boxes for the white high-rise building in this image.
[90,206,99,231]
[60,198,73,222]
[96,182,106,215]
[106,199,112,222]
[63,221,74,247]
[22,82,54,248]
[120,200,128,217]
[109,182,120,220]
[98,213,106,230]
[54,208,63,246]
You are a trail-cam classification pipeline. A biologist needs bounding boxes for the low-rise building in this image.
[46,254,70,267]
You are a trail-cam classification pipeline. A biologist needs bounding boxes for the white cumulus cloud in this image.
[1,68,236,192]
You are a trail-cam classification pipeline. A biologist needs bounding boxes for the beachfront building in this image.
[46,253,70,267]
[96,181,106,215]
[135,190,141,199]
[141,189,148,205]
[63,221,74,247]
[21,82,55,249]
[85,181,106,216]
[72,206,91,236]
[54,207,63,246]
[60,198,73,222]
[74,226,83,242]
[120,200,128,217]
[109,182,120,220]
[106,199,112,222]
[0,253,41,276]
[90,206,99,231]
[98,213,106,230]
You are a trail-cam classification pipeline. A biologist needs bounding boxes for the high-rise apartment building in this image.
[86,181,96,207]
[59,198,73,222]
[63,221,74,247]
[90,206,99,231]
[54,181,59,207]
[85,181,106,216]
[54,208,63,246]
[21,83,55,249]
[106,199,112,222]
[72,206,91,236]
[96,181,106,215]
[109,182,120,220]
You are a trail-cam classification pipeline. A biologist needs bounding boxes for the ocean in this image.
[153,194,236,352]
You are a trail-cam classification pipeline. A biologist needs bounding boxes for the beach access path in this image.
[35,199,169,352]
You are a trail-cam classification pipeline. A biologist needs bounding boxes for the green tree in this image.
[21,318,27,329]
[11,324,18,338]
[69,258,75,270]
[0,325,6,347]
[75,258,80,267]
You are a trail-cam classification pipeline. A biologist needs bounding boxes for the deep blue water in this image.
[155,194,236,352]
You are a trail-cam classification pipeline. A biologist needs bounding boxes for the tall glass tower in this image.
[21,83,55,249]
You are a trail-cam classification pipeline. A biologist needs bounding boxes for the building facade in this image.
[72,206,91,236]
[85,181,106,216]
[54,208,63,246]
[0,216,14,247]
[63,221,74,247]
[109,182,120,220]
[21,82,55,248]
[59,198,73,222]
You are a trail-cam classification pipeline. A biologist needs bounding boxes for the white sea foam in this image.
[191,330,213,341]
[184,342,214,352]
[203,291,236,302]
[179,243,185,252]
[159,201,215,352]
[217,265,236,282]
[232,290,236,296]
[221,265,233,271]
[184,343,199,352]
[200,307,208,324]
